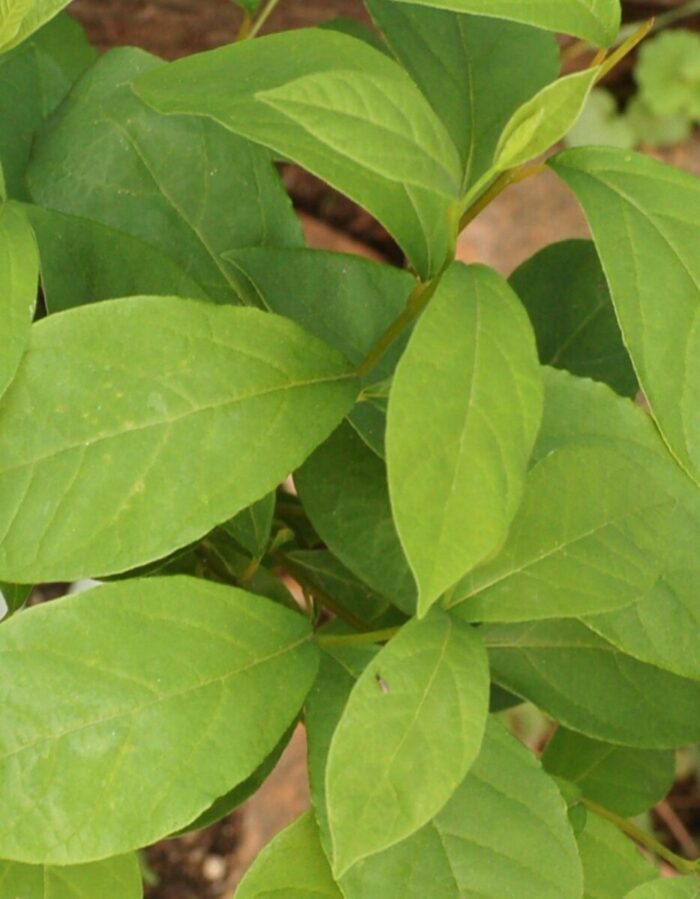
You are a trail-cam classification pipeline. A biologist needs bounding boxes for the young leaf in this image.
[326,609,489,874]
[27,48,302,305]
[577,815,658,899]
[493,68,599,172]
[510,239,637,396]
[544,727,675,816]
[366,0,559,184]
[340,718,583,899]
[0,577,319,864]
[0,297,358,583]
[537,368,700,681]
[549,147,700,485]
[23,204,208,313]
[0,854,143,898]
[0,0,74,54]
[296,422,417,615]
[0,13,96,199]
[386,262,542,616]
[0,201,38,400]
[626,881,700,898]
[391,0,621,47]
[449,444,674,621]
[236,812,343,899]
[133,29,459,278]
[233,0,263,14]
[485,619,700,748]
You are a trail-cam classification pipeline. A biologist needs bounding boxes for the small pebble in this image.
[202,854,227,882]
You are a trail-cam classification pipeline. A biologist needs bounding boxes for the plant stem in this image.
[584,799,699,875]
[247,0,282,38]
[317,626,402,648]
[458,163,545,234]
[598,18,655,81]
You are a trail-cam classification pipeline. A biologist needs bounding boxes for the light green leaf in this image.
[366,0,558,183]
[0,577,318,864]
[536,367,700,681]
[134,29,459,278]
[23,204,208,313]
[0,854,142,898]
[0,13,96,200]
[449,444,674,621]
[340,717,583,899]
[27,48,302,305]
[0,297,357,583]
[567,88,637,151]
[296,422,417,614]
[626,881,700,899]
[577,815,658,899]
[636,30,700,120]
[0,202,38,400]
[549,146,700,485]
[386,262,542,616]
[544,727,675,816]
[494,68,599,172]
[326,609,489,874]
[392,0,621,46]
[220,492,275,559]
[485,619,700,747]
[0,0,74,53]
[510,239,637,395]
[236,812,343,899]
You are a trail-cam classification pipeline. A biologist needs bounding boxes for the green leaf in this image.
[510,239,637,395]
[0,202,38,400]
[536,367,700,681]
[0,581,31,617]
[0,854,143,898]
[27,48,302,305]
[0,0,74,53]
[236,811,343,899]
[449,444,674,621]
[220,492,275,559]
[566,88,637,151]
[624,96,691,150]
[0,13,96,199]
[549,146,700,485]
[134,29,459,278]
[326,609,489,874]
[366,0,558,183]
[0,576,319,864]
[23,204,209,313]
[577,815,658,899]
[544,727,675,816]
[636,30,700,120]
[233,0,263,14]
[626,880,700,899]
[494,68,599,172]
[386,262,542,616]
[391,0,621,46]
[296,422,417,614]
[340,717,583,899]
[485,619,700,748]
[318,16,389,55]
[0,297,358,583]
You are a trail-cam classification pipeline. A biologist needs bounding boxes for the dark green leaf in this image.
[0,577,318,863]
[0,297,357,582]
[220,492,275,559]
[510,240,637,395]
[0,581,32,617]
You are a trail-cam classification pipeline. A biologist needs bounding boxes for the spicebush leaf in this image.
[537,367,700,681]
[326,609,489,874]
[577,815,658,899]
[0,577,319,864]
[549,147,700,485]
[544,727,675,816]
[510,240,637,396]
[0,297,358,583]
[133,29,459,278]
[449,444,674,621]
[236,812,343,899]
[626,881,700,898]
[493,68,599,172]
[340,718,583,899]
[0,854,143,898]
[365,0,558,183]
[27,48,302,305]
[0,202,38,400]
[485,619,700,748]
[296,422,417,614]
[220,492,275,559]
[23,204,208,313]
[0,581,31,617]
[386,262,542,616]
[0,13,96,199]
[392,0,621,46]
[0,0,74,53]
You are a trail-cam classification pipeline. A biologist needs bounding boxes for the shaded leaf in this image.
[0,581,32,617]
[220,492,275,559]
[0,854,143,898]
[577,815,658,899]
